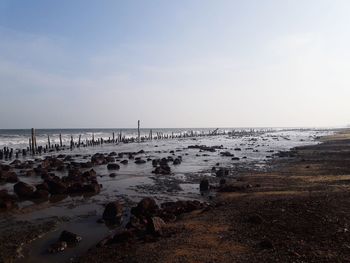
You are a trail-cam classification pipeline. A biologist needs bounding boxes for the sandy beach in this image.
[76,129,350,263]
[0,128,348,262]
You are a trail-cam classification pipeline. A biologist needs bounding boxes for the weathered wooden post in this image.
[137,120,140,143]
[112,132,115,143]
[59,133,62,147]
[29,138,32,153]
[47,135,51,148]
[31,128,35,154]
[78,135,81,147]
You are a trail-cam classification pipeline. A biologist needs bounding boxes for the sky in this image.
[0,0,349,129]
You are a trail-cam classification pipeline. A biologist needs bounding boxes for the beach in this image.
[79,129,350,263]
[0,128,344,263]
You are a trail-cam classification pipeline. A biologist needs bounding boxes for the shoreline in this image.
[0,129,341,262]
[78,129,350,263]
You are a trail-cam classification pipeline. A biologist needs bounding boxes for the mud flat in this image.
[0,129,335,262]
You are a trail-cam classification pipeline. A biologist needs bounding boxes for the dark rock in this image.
[259,239,274,250]
[173,158,181,165]
[147,217,166,236]
[103,201,123,223]
[82,169,96,178]
[46,180,67,195]
[135,159,146,164]
[13,181,35,198]
[111,230,134,244]
[132,197,159,218]
[220,151,234,157]
[83,183,101,194]
[120,160,128,165]
[199,179,209,191]
[59,230,82,244]
[109,173,117,178]
[48,241,67,253]
[245,214,264,224]
[91,153,107,165]
[33,189,49,199]
[216,168,229,177]
[231,157,240,161]
[107,163,120,170]
[0,171,18,183]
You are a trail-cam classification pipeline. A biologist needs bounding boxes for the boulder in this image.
[59,230,82,244]
[48,241,67,253]
[199,179,209,191]
[13,181,35,198]
[32,189,49,199]
[216,168,229,177]
[107,163,120,170]
[147,217,166,236]
[132,197,159,218]
[220,151,234,157]
[120,160,128,165]
[46,180,67,195]
[103,201,123,223]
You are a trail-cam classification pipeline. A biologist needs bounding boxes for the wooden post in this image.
[59,133,62,147]
[112,132,115,143]
[31,128,35,154]
[47,135,51,148]
[137,120,140,143]
[29,138,32,153]
[78,135,81,147]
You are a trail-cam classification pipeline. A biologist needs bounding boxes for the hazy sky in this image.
[0,0,349,128]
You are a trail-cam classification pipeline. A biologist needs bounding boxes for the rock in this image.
[107,163,120,170]
[103,201,123,223]
[199,179,209,191]
[13,181,35,198]
[46,180,67,195]
[120,160,128,165]
[133,197,159,218]
[109,173,117,178]
[231,157,240,161]
[48,241,67,253]
[111,230,134,244]
[234,148,242,151]
[173,158,181,165]
[32,189,49,199]
[0,190,17,210]
[220,151,234,157]
[216,168,229,177]
[83,183,101,194]
[153,165,171,175]
[259,239,274,250]
[82,169,97,178]
[219,178,226,186]
[147,217,166,236]
[36,182,49,191]
[0,171,18,183]
[245,214,264,224]
[135,159,146,164]
[59,230,82,244]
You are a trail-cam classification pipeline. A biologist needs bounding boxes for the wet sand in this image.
[77,129,350,263]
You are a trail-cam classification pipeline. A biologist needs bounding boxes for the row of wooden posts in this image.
[0,121,270,160]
